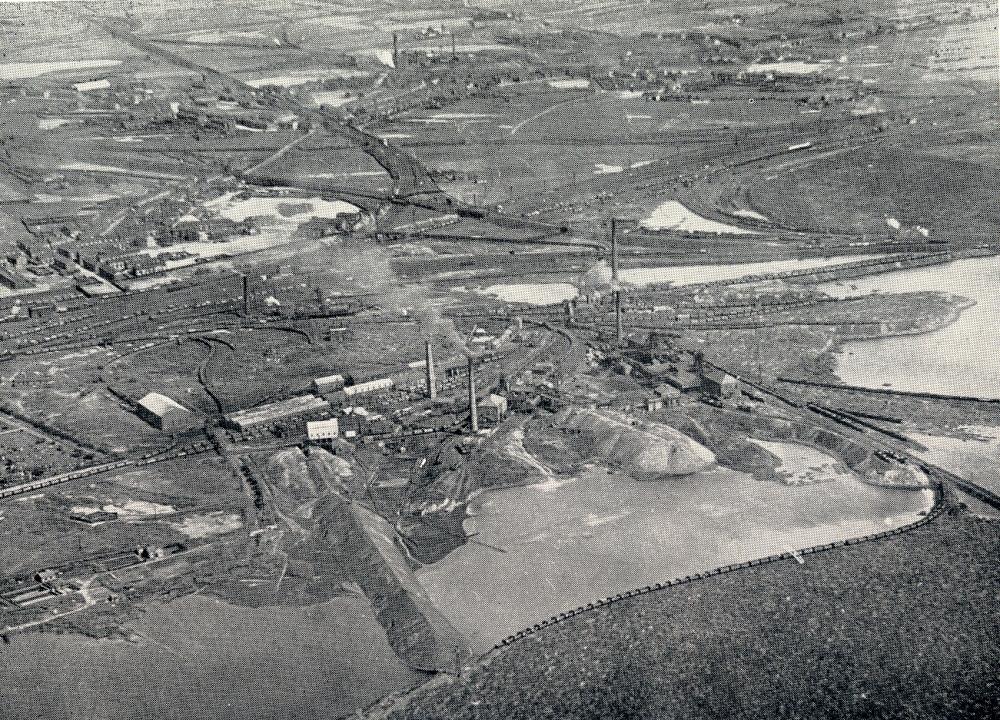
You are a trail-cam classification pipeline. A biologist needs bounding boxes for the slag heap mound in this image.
[314,496,468,673]
[560,408,716,476]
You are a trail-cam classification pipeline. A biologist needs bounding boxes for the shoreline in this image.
[816,292,978,386]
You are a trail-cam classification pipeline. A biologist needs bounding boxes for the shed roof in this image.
[703,369,737,385]
[138,392,189,417]
[478,393,507,408]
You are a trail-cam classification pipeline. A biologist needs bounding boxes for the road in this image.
[71,9,606,248]
[74,10,440,200]
[242,127,316,176]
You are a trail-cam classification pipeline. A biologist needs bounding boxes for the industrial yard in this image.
[0,1,997,719]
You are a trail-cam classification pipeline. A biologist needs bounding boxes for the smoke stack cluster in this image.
[610,217,619,282]
[615,290,623,346]
[425,340,437,399]
[467,355,478,433]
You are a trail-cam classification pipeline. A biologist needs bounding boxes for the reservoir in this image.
[416,460,932,652]
[825,256,1000,398]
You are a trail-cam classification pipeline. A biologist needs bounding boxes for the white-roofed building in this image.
[136,392,199,432]
[477,393,508,426]
[342,377,394,398]
[306,418,339,443]
[74,78,111,93]
[224,394,329,431]
[313,374,346,394]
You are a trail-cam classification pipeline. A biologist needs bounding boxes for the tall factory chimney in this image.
[615,290,623,346]
[392,33,399,68]
[242,274,249,316]
[451,32,457,59]
[425,340,437,399]
[467,355,479,433]
[610,217,619,282]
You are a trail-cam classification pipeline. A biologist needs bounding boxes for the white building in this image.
[74,78,111,93]
[313,374,346,394]
[306,418,340,442]
[343,377,394,397]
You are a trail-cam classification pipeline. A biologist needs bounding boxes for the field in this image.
[746,143,1000,236]
[0,455,243,580]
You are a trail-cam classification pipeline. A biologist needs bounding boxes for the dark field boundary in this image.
[377,498,1000,720]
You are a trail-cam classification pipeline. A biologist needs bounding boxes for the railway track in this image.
[715,364,1000,510]
[0,442,216,502]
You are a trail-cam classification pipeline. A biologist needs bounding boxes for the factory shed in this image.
[313,374,346,394]
[664,369,702,392]
[477,394,508,426]
[137,392,198,432]
[702,370,739,398]
[343,377,394,398]
[654,383,682,407]
[225,395,329,431]
[307,418,340,442]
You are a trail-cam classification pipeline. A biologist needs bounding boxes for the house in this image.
[702,369,739,398]
[645,396,663,412]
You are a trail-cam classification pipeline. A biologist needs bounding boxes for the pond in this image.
[417,463,932,652]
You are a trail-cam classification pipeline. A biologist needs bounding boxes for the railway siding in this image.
[484,481,950,657]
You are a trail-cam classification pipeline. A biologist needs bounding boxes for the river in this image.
[823,255,1000,398]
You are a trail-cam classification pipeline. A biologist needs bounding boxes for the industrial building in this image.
[136,392,199,432]
[654,384,682,407]
[313,374,346,394]
[225,395,330,431]
[703,370,739,398]
[342,377,394,398]
[477,393,508,426]
[306,418,340,442]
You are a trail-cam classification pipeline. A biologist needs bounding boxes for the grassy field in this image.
[0,455,243,580]
[383,506,1000,720]
[747,143,1000,236]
